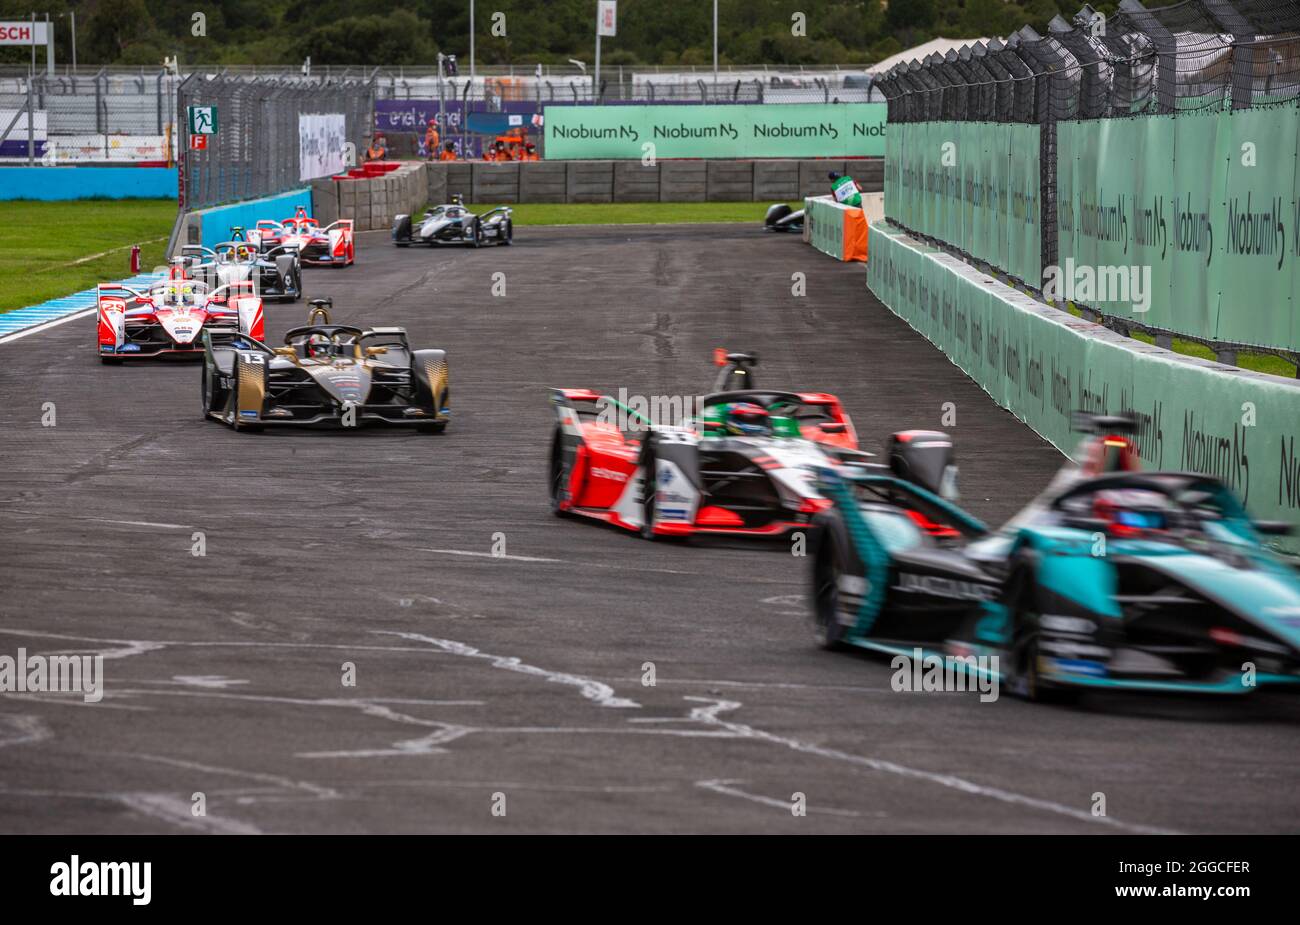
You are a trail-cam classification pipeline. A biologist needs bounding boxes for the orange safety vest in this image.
[439,149,458,161]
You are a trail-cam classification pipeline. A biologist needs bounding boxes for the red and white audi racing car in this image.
[547,350,960,541]
[97,273,265,363]
[247,207,355,267]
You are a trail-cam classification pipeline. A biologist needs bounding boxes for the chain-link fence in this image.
[0,69,180,163]
[177,72,374,211]
[875,0,1300,123]
[370,65,882,105]
[3,61,882,165]
[874,0,1300,368]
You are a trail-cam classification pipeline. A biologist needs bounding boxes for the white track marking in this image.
[417,547,562,563]
[406,546,697,575]
[159,676,250,689]
[125,752,339,801]
[0,786,262,834]
[0,308,94,346]
[378,631,641,708]
[0,714,53,749]
[93,518,192,530]
[696,779,875,818]
[608,676,892,694]
[113,793,262,835]
[0,627,453,656]
[685,697,1180,834]
[105,688,481,759]
[64,236,168,267]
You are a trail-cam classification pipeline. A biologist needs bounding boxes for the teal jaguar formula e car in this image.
[809,415,1300,701]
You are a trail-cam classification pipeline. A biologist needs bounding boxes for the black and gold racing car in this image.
[200,300,450,433]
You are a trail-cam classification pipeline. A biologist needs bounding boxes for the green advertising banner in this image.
[867,222,1300,545]
[1057,107,1300,351]
[543,103,887,159]
[884,121,1040,285]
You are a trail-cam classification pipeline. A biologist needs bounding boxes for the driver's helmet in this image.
[1091,489,1171,537]
[721,402,773,437]
[236,245,253,261]
[306,333,332,359]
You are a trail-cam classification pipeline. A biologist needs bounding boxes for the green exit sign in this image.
[187,105,218,135]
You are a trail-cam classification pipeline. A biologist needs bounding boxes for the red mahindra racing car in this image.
[97,271,265,363]
[248,207,355,267]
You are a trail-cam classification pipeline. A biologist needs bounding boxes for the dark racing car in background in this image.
[182,240,302,302]
[201,300,449,433]
[763,203,805,233]
[392,197,514,248]
[808,414,1300,701]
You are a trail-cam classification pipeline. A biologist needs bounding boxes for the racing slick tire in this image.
[417,421,447,435]
[548,428,574,517]
[638,442,659,540]
[469,219,483,248]
[811,526,850,650]
[100,355,123,365]
[1005,557,1079,705]
[501,219,513,246]
[200,364,217,418]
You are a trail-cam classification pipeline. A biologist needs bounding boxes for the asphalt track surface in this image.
[2,224,1297,835]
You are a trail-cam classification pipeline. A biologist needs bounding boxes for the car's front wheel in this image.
[1006,561,1078,704]
[549,431,573,517]
[813,532,849,649]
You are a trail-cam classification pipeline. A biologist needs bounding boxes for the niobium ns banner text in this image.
[543,103,886,159]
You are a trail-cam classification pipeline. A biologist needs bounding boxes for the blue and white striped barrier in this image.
[0,272,166,344]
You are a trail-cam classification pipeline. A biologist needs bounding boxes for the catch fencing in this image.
[176,72,374,212]
[0,69,179,162]
[874,0,1300,365]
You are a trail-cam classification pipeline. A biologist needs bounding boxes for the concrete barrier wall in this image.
[175,188,312,252]
[315,162,427,233]
[387,159,882,209]
[866,221,1300,543]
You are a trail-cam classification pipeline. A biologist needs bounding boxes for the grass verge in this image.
[1057,301,1297,378]
[0,199,177,314]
